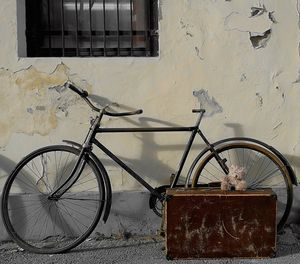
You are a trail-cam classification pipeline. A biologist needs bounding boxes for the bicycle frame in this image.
[95,126,199,192]
[98,111,229,196]
[50,108,228,202]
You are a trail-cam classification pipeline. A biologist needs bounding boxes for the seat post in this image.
[194,109,206,128]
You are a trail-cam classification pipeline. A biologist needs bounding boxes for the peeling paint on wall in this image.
[275,86,286,103]
[268,12,277,24]
[240,74,247,82]
[271,121,283,140]
[193,89,223,117]
[224,4,275,49]
[250,29,272,49]
[179,16,206,61]
[255,93,264,108]
[195,46,204,60]
[250,5,267,18]
[0,64,89,147]
[297,0,300,28]
[180,19,194,38]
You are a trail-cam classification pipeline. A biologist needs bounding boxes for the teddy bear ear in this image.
[229,164,235,171]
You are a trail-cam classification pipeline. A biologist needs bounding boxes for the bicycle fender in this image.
[62,140,82,149]
[63,140,112,222]
[186,137,298,186]
[89,152,112,223]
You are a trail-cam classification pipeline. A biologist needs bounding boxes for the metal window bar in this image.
[61,0,65,56]
[117,0,120,56]
[150,0,159,57]
[103,0,107,56]
[130,0,133,56]
[75,0,79,56]
[89,0,93,56]
[146,0,150,56]
[47,0,52,56]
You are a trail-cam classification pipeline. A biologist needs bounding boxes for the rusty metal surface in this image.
[165,188,277,259]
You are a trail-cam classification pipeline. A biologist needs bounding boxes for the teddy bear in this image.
[221,165,247,191]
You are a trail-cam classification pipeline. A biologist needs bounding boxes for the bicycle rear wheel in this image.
[1,145,105,254]
[191,142,293,231]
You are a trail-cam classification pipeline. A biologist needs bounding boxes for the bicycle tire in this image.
[191,142,293,231]
[1,145,105,254]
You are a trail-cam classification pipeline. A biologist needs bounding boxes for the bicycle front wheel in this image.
[1,145,105,254]
[191,143,293,231]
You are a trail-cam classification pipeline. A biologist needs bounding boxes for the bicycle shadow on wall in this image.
[89,94,207,186]
[224,123,245,137]
[0,155,32,240]
[0,154,83,242]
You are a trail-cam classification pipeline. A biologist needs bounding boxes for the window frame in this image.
[24,0,159,58]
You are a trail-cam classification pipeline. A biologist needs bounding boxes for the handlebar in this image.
[65,81,143,117]
[105,109,143,117]
[192,109,206,114]
[66,82,89,98]
[65,82,204,118]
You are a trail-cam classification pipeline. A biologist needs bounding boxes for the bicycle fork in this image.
[48,150,88,200]
[48,111,104,200]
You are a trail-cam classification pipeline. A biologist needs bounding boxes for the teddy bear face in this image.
[229,165,246,179]
[220,165,247,191]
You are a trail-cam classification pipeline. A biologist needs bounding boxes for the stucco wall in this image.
[1,0,300,195]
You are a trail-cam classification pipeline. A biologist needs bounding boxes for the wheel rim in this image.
[191,143,293,231]
[2,146,104,253]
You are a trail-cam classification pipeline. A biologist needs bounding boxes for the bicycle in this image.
[1,82,297,254]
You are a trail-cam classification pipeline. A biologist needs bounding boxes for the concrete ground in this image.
[0,226,300,264]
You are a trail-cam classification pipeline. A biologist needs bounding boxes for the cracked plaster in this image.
[224,4,275,48]
[193,89,223,117]
[0,64,89,147]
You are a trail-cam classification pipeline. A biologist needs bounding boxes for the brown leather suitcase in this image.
[165,188,277,259]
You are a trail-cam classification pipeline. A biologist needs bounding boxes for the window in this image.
[25,0,159,57]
